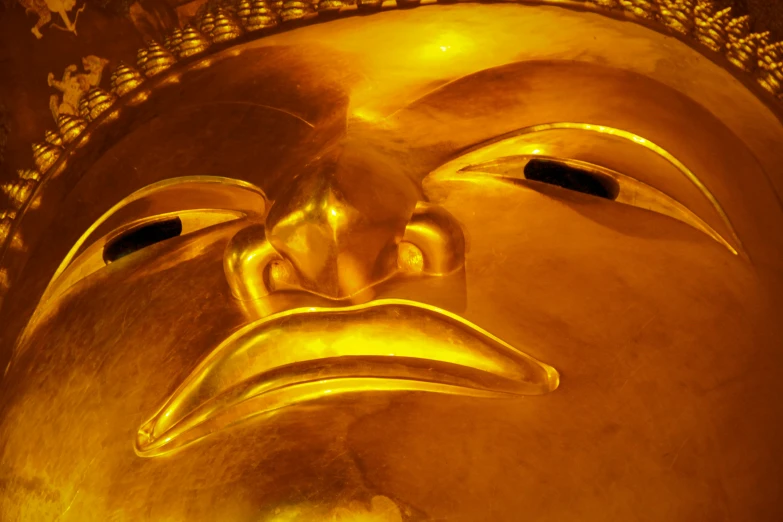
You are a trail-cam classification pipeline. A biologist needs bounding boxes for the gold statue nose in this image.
[266,146,420,298]
[225,145,421,300]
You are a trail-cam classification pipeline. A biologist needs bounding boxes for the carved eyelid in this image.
[449,154,738,255]
[46,209,246,304]
[39,177,270,310]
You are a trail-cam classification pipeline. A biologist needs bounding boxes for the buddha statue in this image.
[1,1,783,520]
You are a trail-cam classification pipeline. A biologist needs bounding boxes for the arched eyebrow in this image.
[437,122,744,255]
[37,176,267,305]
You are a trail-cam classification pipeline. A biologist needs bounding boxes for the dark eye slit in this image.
[523,159,620,200]
[103,217,183,264]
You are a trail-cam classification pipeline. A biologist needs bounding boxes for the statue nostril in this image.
[224,224,281,301]
[265,258,299,292]
[400,203,466,276]
[224,223,306,301]
[397,241,425,273]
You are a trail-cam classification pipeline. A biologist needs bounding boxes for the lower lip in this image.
[135,299,559,457]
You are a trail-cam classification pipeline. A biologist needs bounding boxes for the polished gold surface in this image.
[83,87,117,121]
[31,140,61,172]
[0,211,16,246]
[1,180,35,209]
[238,0,279,31]
[16,169,41,183]
[110,63,146,98]
[56,114,87,145]
[138,41,177,78]
[1,2,783,521]
[200,10,217,34]
[177,26,212,58]
[43,129,63,147]
[211,9,244,42]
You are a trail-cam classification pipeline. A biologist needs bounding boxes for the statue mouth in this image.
[135,299,559,457]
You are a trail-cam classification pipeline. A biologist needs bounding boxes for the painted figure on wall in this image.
[18,0,86,38]
[47,55,109,122]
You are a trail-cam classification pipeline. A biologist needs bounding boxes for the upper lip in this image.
[135,298,559,457]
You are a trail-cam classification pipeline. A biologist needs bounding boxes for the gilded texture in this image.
[280,0,315,22]
[584,0,783,96]
[238,0,279,31]
[693,2,731,52]
[176,26,212,58]
[78,96,91,120]
[658,0,695,34]
[210,10,244,42]
[2,4,783,519]
[57,114,87,144]
[619,0,657,19]
[16,169,41,182]
[758,41,783,98]
[138,41,177,77]
[199,11,217,35]
[84,87,117,121]
[31,141,61,172]
[44,129,63,147]
[110,63,145,97]
[1,180,36,209]
[318,0,348,13]
[357,0,383,10]
[0,211,16,245]
[164,28,185,52]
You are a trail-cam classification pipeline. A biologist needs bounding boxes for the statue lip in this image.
[135,299,559,457]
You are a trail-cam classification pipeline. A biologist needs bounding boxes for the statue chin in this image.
[3,3,783,521]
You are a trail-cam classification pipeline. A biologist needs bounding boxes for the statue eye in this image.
[44,209,246,305]
[522,158,620,200]
[103,217,183,264]
[439,154,737,255]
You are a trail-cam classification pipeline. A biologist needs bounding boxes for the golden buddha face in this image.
[3,4,783,521]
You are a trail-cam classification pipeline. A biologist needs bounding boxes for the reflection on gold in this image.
[211,9,244,43]
[238,0,279,30]
[2,2,783,520]
[177,25,211,59]
[16,169,41,182]
[127,89,151,105]
[56,113,87,145]
[15,176,267,351]
[31,140,61,172]
[44,129,63,147]
[459,154,738,254]
[84,87,117,121]
[5,0,783,273]
[138,41,176,77]
[435,122,743,254]
[330,496,404,522]
[110,63,145,98]
[137,299,558,456]
[0,211,16,247]
[269,496,403,522]
[1,181,36,209]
